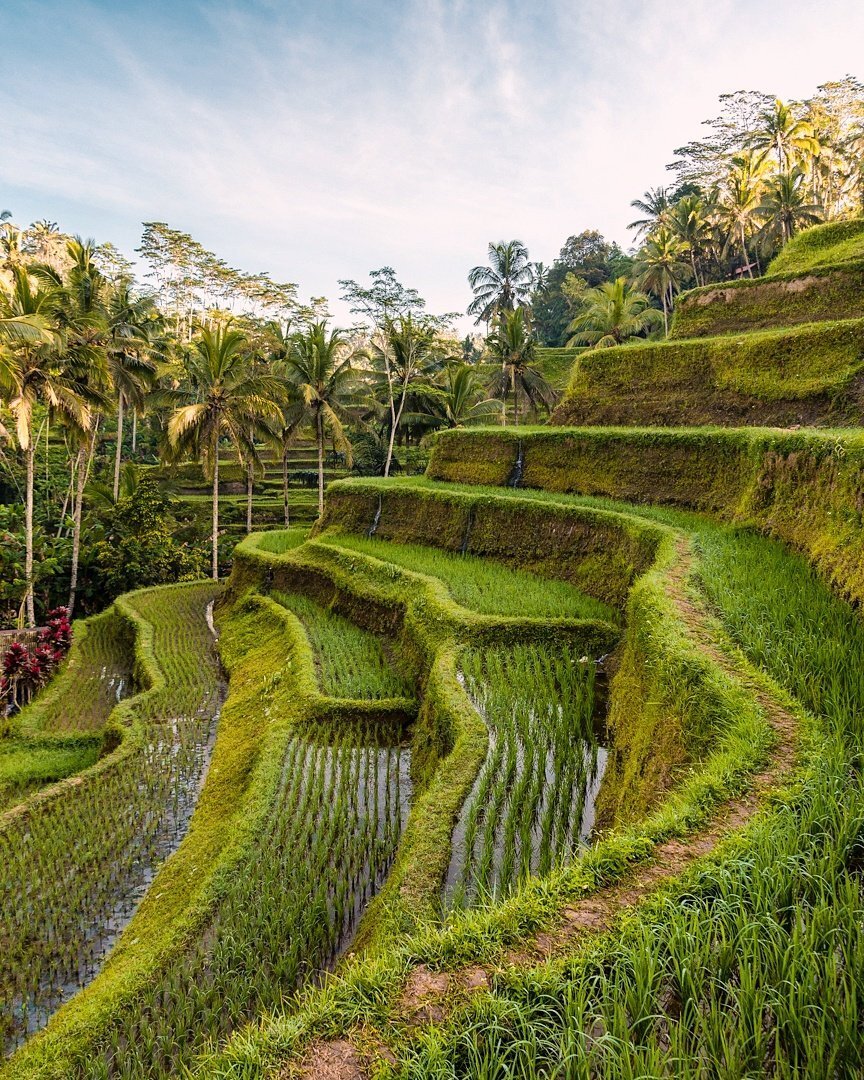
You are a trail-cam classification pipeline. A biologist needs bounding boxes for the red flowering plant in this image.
[1,608,73,715]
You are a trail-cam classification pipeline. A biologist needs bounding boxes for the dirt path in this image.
[298,537,800,1079]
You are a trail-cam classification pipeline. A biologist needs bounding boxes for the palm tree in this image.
[368,315,442,477]
[667,194,713,286]
[566,277,662,349]
[106,281,159,500]
[0,267,90,625]
[757,169,824,251]
[714,152,769,277]
[467,241,534,324]
[283,322,359,516]
[486,307,555,424]
[750,99,820,173]
[628,187,671,239]
[431,363,502,428]
[634,229,688,336]
[167,325,282,578]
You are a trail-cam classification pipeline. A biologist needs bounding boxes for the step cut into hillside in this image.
[553,219,864,428]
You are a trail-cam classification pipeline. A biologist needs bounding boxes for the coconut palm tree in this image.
[106,281,160,499]
[667,194,714,287]
[283,322,359,516]
[486,307,555,424]
[628,187,672,239]
[757,169,824,251]
[431,363,502,428]
[467,241,534,324]
[634,229,688,336]
[167,325,282,578]
[714,152,770,277]
[566,277,662,349]
[750,98,820,173]
[0,267,90,625]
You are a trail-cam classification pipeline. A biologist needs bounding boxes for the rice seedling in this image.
[0,738,101,811]
[0,582,223,1055]
[447,642,603,907]
[320,534,616,621]
[270,590,413,700]
[79,716,411,1079]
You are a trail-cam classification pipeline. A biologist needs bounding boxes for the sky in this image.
[2,0,864,328]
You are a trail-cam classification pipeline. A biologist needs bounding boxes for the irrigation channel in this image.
[0,586,224,1056]
[447,641,607,907]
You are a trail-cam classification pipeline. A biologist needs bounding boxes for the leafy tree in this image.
[429,363,501,428]
[628,188,672,239]
[566,277,662,349]
[467,241,534,324]
[166,325,281,578]
[486,308,555,424]
[750,98,820,172]
[757,169,824,249]
[338,267,427,325]
[283,322,360,515]
[634,229,688,336]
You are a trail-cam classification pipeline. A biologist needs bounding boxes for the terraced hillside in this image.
[553,217,864,426]
[3,221,864,1079]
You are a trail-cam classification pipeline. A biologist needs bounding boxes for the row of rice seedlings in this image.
[270,590,414,700]
[447,642,604,907]
[0,739,102,812]
[80,717,411,1078]
[0,583,223,1055]
[399,519,864,1077]
[320,534,617,622]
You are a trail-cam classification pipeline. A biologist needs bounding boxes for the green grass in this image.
[318,534,618,622]
[252,526,310,554]
[448,642,602,906]
[271,590,413,700]
[0,739,101,811]
[768,216,864,274]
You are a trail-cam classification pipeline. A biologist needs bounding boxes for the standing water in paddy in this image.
[447,642,606,907]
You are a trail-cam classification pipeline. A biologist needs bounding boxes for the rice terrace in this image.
[2,6,864,1077]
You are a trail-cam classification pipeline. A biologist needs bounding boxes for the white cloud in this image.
[2,0,863,329]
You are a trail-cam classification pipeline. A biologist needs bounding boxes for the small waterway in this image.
[1,599,225,1056]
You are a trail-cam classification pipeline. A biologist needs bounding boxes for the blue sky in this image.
[3,0,864,325]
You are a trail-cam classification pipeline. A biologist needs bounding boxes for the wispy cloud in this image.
[2,0,863,323]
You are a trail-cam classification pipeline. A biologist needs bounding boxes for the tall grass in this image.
[271,590,413,700]
[79,717,411,1079]
[392,511,864,1078]
[448,643,603,907]
[321,534,616,622]
[0,583,222,1054]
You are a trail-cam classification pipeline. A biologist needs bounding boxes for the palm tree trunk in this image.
[282,445,290,528]
[25,442,35,628]
[211,441,219,580]
[131,410,137,454]
[246,462,253,534]
[740,226,754,278]
[316,409,324,517]
[113,393,124,501]
[661,291,669,337]
[67,441,88,618]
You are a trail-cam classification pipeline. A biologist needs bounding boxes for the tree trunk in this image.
[282,445,290,528]
[211,441,220,580]
[316,409,325,517]
[740,226,754,278]
[113,393,124,501]
[384,381,409,478]
[131,410,137,453]
[661,291,669,337]
[67,442,88,618]
[246,462,253,534]
[25,442,35,628]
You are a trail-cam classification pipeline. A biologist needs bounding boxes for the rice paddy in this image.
[0,582,223,1054]
[0,738,101,811]
[447,642,605,907]
[79,717,411,1078]
[271,589,414,699]
[319,534,617,621]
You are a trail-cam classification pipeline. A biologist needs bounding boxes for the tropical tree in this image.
[714,152,770,276]
[750,98,820,172]
[486,308,555,424]
[0,267,90,625]
[667,194,714,287]
[757,169,824,250]
[367,315,444,476]
[106,281,160,499]
[566,277,662,349]
[633,229,688,336]
[166,325,282,578]
[429,363,502,428]
[467,241,534,324]
[283,322,359,515]
[628,187,672,239]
